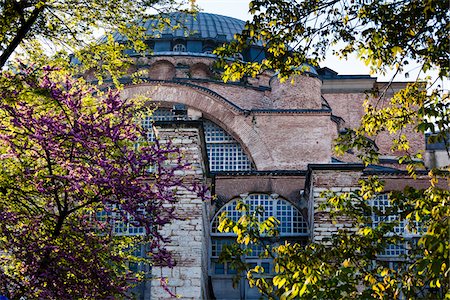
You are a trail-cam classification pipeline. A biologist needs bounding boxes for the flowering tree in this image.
[0,66,191,299]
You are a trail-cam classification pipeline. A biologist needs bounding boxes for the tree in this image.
[215,0,449,299]
[0,65,199,299]
[0,0,195,69]
[0,1,202,298]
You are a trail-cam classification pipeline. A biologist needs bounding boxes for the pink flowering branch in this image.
[0,65,206,298]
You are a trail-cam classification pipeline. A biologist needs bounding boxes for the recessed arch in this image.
[146,60,176,80]
[141,105,254,172]
[211,193,309,237]
[209,193,309,286]
[121,83,275,169]
[190,62,211,79]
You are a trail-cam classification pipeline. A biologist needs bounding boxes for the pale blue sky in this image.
[195,0,447,90]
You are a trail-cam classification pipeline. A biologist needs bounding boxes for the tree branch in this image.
[0,3,46,68]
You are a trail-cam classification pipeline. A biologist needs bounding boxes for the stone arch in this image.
[146,60,176,80]
[121,83,274,169]
[189,63,211,79]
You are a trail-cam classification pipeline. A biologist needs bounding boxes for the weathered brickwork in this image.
[309,170,362,243]
[269,74,323,109]
[123,84,333,170]
[150,127,210,300]
[325,92,424,160]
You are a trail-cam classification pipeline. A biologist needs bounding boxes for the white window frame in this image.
[370,193,424,258]
[211,193,309,238]
[172,43,187,52]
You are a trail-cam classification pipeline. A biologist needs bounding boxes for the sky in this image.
[195,0,447,89]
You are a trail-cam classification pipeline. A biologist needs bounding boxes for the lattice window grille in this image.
[204,121,235,143]
[96,208,146,236]
[141,113,253,172]
[382,243,406,256]
[204,120,252,171]
[211,194,309,236]
[141,108,177,141]
[211,239,266,258]
[370,194,425,257]
[370,194,406,235]
[142,108,174,129]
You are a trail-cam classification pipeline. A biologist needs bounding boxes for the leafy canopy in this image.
[0,0,196,75]
[215,0,449,81]
[216,1,449,299]
[0,65,198,299]
[0,1,201,298]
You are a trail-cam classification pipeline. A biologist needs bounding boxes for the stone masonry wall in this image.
[150,127,209,300]
[309,170,362,243]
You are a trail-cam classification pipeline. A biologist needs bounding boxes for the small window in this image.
[173,43,186,52]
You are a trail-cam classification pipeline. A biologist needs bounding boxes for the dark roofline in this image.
[363,169,430,176]
[318,66,375,81]
[322,75,374,80]
[308,163,365,171]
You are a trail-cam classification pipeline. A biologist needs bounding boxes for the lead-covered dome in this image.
[113,12,246,43]
[109,12,266,62]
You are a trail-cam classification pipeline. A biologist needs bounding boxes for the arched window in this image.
[211,194,309,236]
[210,194,308,272]
[142,109,253,171]
[203,120,252,172]
[172,43,186,52]
[210,194,308,298]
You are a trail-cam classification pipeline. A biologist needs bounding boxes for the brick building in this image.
[111,12,436,300]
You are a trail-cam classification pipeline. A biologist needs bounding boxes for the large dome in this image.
[113,12,246,43]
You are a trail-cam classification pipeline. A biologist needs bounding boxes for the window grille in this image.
[370,193,406,235]
[382,243,406,256]
[142,108,174,128]
[211,194,309,236]
[204,120,252,171]
[141,110,253,171]
[142,108,179,141]
[96,208,146,236]
[370,194,424,257]
[210,194,308,276]
[173,43,186,52]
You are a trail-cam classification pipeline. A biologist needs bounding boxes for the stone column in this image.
[150,126,210,299]
[308,169,362,244]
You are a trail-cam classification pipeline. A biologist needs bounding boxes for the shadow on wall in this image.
[190,62,211,79]
[146,60,176,80]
